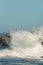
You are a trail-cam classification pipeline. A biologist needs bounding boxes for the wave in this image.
[0,27,43,59]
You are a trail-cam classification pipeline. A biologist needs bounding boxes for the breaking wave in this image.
[0,27,43,59]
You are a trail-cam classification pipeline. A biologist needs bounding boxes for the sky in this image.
[0,0,43,32]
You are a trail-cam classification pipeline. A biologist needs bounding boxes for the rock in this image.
[41,41,43,46]
[0,33,11,47]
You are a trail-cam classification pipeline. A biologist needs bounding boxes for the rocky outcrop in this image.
[0,33,11,47]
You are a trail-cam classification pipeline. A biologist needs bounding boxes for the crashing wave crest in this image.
[0,27,43,59]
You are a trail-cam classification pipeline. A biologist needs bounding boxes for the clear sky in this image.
[0,0,43,32]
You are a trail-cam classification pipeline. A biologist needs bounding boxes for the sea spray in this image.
[0,27,43,59]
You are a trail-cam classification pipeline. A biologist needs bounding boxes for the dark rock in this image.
[0,33,11,48]
[41,41,43,46]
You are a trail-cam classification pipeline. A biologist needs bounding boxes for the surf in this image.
[0,27,43,59]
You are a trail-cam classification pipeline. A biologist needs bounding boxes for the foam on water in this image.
[0,27,43,59]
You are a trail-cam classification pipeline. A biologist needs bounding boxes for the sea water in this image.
[0,27,43,65]
[0,57,43,65]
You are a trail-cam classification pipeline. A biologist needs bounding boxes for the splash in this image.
[0,27,43,59]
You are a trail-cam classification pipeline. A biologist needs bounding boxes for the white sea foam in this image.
[0,27,43,59]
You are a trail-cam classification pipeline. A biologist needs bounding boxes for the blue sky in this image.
[0,0,43,32]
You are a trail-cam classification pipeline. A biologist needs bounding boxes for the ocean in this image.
[0,57,43,65]
[0,27,43,65]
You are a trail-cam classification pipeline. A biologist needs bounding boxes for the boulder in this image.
[0,33,11,47]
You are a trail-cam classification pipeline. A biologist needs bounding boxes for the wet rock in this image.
[0,33,11,47]
[41,41,43,46]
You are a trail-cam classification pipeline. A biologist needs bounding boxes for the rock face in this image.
[0,33,11,47]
